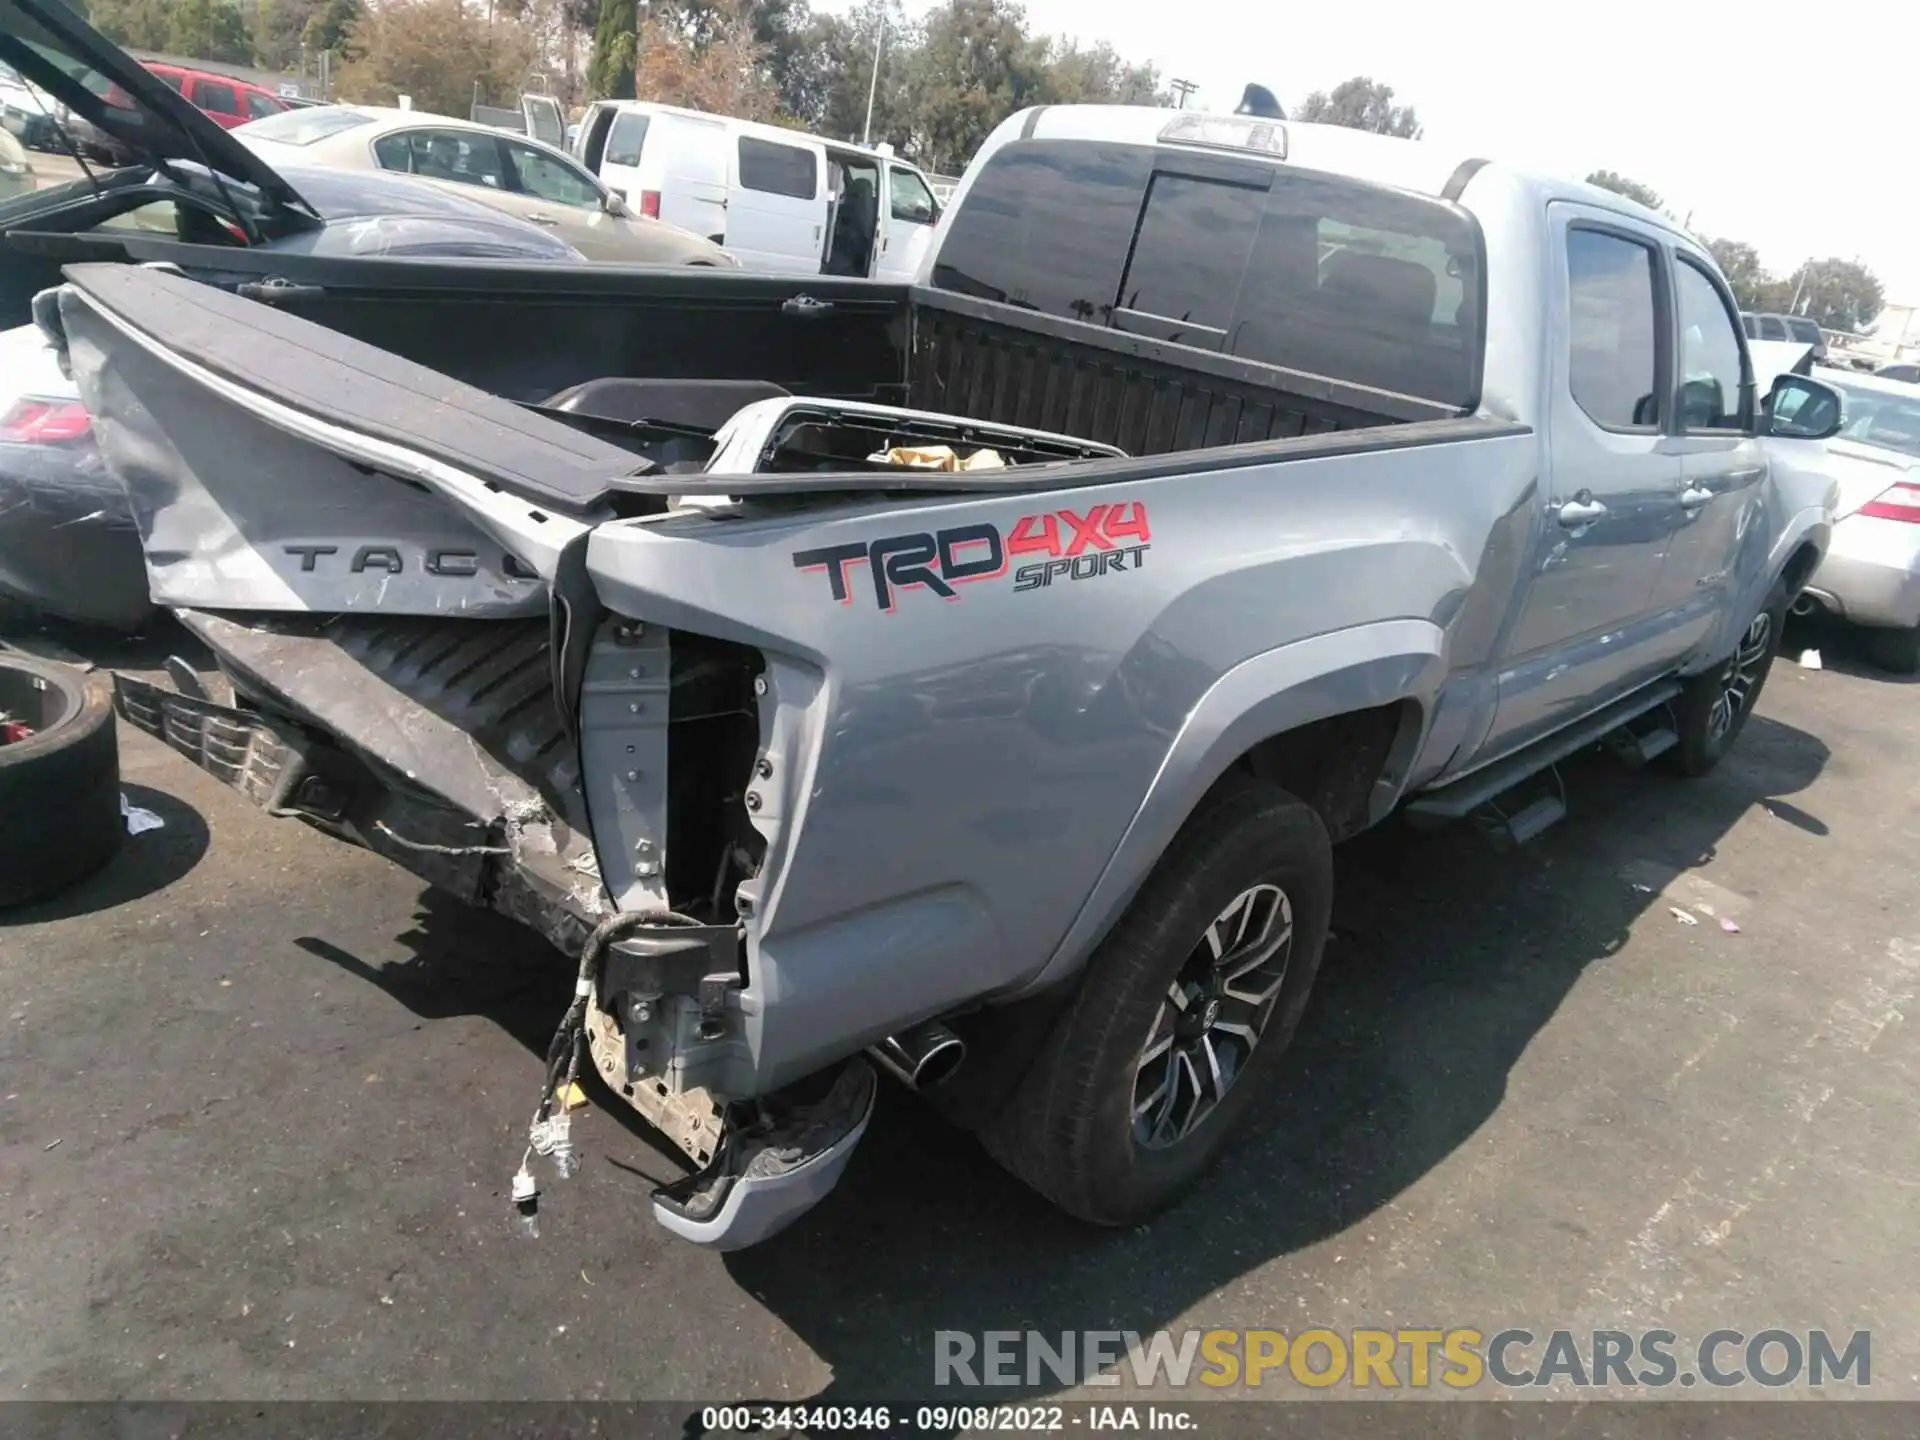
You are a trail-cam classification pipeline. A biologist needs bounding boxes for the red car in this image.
[143,62,290,128]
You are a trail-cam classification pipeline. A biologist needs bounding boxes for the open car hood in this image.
[0,0,308,215]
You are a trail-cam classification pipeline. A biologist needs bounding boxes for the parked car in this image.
[0,126,31,200]
[142,62,289,129]
[1875,361,1920,384]
[0,59,60,149]
[1790,369,1920,670]
[235,104,738,267]
[38,32,1844,1258]
[1742,310,1829,362]
[570,99,941,279]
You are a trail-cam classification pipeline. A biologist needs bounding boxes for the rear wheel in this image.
[1862,622,1920,675]
[981,776,1332,1226]
[1664,583,1787,776]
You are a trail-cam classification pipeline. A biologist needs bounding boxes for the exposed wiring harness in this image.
[511,905,703,1235]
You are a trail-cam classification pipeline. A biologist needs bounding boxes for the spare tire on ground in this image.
[0,654,121,908]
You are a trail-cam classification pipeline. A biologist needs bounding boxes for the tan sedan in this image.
[235,104,739,266]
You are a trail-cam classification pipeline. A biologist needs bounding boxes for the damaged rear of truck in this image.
[44,102,1835,1248]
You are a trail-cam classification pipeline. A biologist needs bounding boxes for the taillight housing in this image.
[0,396,92,445]
[638,189,661,219]
[1859,482,1920,524]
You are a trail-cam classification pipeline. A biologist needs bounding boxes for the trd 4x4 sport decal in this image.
[792,502,1152,613]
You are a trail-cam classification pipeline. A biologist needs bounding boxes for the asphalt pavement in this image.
[1,618,1916,1411]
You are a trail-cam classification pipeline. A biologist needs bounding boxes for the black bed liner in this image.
[60,261,1523,511]
[60,264,650,515]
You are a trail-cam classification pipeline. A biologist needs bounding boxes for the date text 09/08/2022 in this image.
[698,1404,1195,1432]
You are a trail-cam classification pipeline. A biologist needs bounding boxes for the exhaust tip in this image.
[872,1022,966,1091]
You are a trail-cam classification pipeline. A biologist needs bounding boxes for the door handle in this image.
[1557,496,1609,528]
[781,294,834,319]
[1679,485,1714,508]
[526,212,559,225]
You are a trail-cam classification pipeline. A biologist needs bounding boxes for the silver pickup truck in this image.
[31,83,1844,1248]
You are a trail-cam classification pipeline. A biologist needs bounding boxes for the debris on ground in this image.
[1720,916,1741,934]
[1670,907,1699,926]
[121,794,164,835]
[1796,649,1823,669]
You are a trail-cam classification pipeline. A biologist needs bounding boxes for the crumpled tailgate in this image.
[55,262,638,616]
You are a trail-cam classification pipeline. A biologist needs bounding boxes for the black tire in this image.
[1862,623,1920,675]
[0,656,121,908]
[980,775,1333,1226]
[1664,581,1788,777]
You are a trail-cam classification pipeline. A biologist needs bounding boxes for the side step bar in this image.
[1406,679,1683,822]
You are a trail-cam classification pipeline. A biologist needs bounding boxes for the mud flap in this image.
[651,1059,876,1250]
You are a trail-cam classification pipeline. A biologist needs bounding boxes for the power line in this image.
[1168,78,1197,109]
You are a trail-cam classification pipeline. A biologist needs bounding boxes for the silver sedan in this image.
[1795,369,1920,671]
[235,104,739,267]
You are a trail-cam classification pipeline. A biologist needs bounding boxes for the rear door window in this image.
[738,136,817,200]
[605,111,649,167]
[244,90,283,120]
[1757,315,1789,340]
[1564,228,1662,429]
[1785,316,1823,346]
[193,79,239,117]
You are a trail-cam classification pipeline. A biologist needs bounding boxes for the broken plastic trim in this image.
[651,1060,877,1250]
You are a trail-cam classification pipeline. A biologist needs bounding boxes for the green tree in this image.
[906,0,1050,174]
[589,0,638,100]
[165,0,253,62]
[1040,39,1163,105]
[300,0,362,57]
[1295,76,1420,138]
[87,0,171,50]
[1704,237,1771,311]
[335,0,538,116]
[1585,169,1665,214]
[1782,257,1884,334]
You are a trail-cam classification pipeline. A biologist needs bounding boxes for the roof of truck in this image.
[1014,104,1686,238]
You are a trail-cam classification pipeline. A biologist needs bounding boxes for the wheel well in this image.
[1230,700,1416,843]
[1782,540,1822,597]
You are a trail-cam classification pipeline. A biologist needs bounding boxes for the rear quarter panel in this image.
[586,426,1542,1086]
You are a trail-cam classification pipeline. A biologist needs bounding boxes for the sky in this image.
[841,0,1920,310]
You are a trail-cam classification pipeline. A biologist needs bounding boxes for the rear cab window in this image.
[930,138,1484,408]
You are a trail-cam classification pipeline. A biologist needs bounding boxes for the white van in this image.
[571,102,942,282]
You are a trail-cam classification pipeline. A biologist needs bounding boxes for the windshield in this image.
[238,106,374,147]
[1830,380,1920,460]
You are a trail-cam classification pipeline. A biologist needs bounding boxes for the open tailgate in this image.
[56,263,646,615]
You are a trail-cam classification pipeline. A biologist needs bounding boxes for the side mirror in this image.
[603,191,629,218]
[1765,374,1845,441]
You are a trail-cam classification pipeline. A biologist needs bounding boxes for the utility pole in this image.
[862,16,887,145]
[1168,78,1197,109]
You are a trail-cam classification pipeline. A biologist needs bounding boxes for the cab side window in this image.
[1565,228,1662,430]
[1675,258,1749,431]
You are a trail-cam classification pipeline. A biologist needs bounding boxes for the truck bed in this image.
[57,244,1453,476]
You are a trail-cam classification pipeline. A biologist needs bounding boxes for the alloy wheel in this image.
[1706,610,1773,742]
[1132,882,1294,1149]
